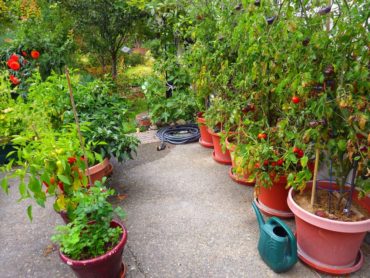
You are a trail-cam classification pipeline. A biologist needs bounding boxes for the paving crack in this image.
[126,243,147,277]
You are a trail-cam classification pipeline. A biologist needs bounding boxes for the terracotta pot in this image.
[288,181,370,275]
[255,174,293,218]
[60,220,127,278]
[207,128,232,165]
[225,137,255,186]
[86,158,113,185]
[196,113,213,148]
[135,112,151,128]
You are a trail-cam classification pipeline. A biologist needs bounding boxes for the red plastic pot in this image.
[255,174,293,218]
[196,113,213,148]
[86,158,113,185]
[225,137,255,186]
[207,128,232,165]
[288,181,370,275]
[59,220,127,278]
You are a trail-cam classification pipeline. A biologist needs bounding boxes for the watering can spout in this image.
[252,201,265,228]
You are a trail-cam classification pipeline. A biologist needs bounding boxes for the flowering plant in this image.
[1,48,40,97]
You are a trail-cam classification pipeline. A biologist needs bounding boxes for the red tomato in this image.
[292,96,300,104]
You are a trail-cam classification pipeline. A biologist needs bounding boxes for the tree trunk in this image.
[111,51,117,80]
[98,55,106,74]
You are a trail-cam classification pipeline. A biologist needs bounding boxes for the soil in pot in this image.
[294,189,370,222]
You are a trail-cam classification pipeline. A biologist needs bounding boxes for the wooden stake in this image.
[310,148,320,207]
[65,68,93,186]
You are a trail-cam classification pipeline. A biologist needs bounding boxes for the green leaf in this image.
[57,175,71,185]
[27,205,33,221]
[301,156,308,167]
[19,181,27,198]
[337,140,347,152]
[1,178,9,194]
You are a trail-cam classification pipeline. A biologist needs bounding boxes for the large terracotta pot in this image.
[207,128,232,165]
[196,113,213,148]
[225,137,255,186]
[86,158,113,185]
[60,220,127,278]
[288,181,370,275]
[255,174,293,218]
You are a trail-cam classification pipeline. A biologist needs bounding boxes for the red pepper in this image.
[67,157,77,164]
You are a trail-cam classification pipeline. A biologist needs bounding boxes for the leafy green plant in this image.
[142,73,196,124]
[52,179,126,260]
[63,78,140,162]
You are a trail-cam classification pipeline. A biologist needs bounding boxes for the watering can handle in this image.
[270,217,297,258]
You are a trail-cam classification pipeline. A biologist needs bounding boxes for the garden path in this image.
[0,139,369,277]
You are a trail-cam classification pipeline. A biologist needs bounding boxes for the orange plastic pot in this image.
[255,174,293,218]
[288,181,370,275]
[86,158,113,185]
[207,128,232,165]
[60,220,127,278]
[225,137,255,186]
[196,113,213,148]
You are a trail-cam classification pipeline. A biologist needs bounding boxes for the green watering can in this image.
[252,201,298,273]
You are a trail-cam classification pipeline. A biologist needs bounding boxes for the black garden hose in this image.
[156,124,200,145]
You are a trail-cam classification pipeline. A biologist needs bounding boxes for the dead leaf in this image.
[43,244,57,257]
[116,194,128,201]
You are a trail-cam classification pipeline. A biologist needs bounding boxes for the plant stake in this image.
[343,155,360,216]
[65,68,93,186]
[310,148,320,207]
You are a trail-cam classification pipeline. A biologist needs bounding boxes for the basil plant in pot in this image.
[52,178,127,278]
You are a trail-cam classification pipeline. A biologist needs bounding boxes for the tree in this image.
[63,0,145,79]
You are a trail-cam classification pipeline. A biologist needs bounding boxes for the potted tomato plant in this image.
[273,0,370,274]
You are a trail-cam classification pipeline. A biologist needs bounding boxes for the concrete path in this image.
[0,142,369,277]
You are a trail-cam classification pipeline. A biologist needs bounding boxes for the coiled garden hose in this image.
[156,124,200,145]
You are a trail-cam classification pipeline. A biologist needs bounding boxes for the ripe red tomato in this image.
[297,149,304,158]
[258,133,267,140]
[292,96,300,104]
[293,147,299,153]
[277,159,284,166]
[263,160,269,166]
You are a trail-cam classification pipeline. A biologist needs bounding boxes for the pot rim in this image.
[225,136,236,152]
[86,158,110,175]
[287,181,370,233]
[59,220,127,266]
